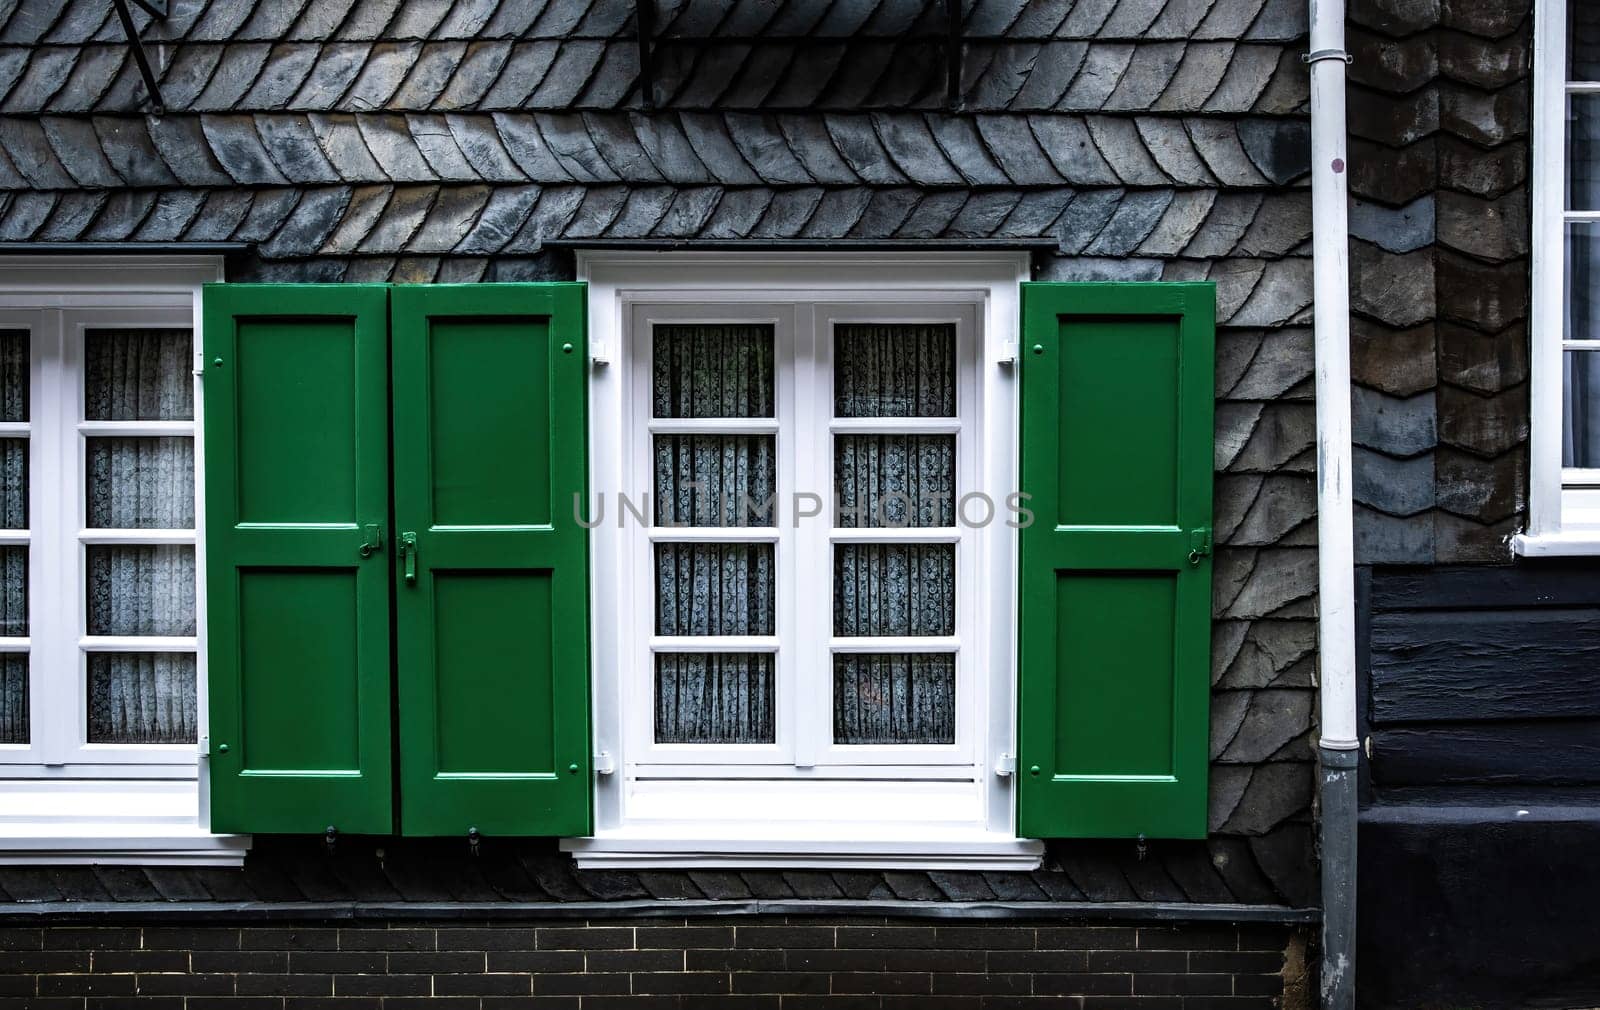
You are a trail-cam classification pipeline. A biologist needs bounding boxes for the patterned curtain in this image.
[835,323,956,417]
[834,654,955,745]
[84,329,197,745]
[0,331,24,744]
[835,434,955,527]
[653,323,778,744]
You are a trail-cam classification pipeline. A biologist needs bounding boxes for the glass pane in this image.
[1572,1,1600,82]
[654,434,776,527]
[86,437,195,529]
[0,439,24,530]
[835,323,956,417]
[1568,95,1600,211]
[85,328,193,421]
[835,434,955,528]
[655,652,775,743]
[0,330,25,422]
[87,652,197,743]
[656,543,775,635]
[1565,350,1600,467]
[0,654,24,744]
[86,545,196,637]
[653,323,775,418]
[833,653,955,745]
[0,547,24,637]
[834,543,955,636]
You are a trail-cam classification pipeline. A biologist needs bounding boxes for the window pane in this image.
[86,437,195,529]
[1565,350,1600,467]
[1568,95,1600,211]
[653,323,775,418]
[0,547,24,637]
[833,653,955,745]
[835,323,956,417]
[0,439,24,530]
[87,652,196,743]
[87,545,196,637]
[835,434,955,528]
[654,434,776,527]
[1572,2,1600,82]
[834,543,955,636]
[0,330,25,422]
[655,653,775,744]
[656,543,775,636]
[0,655,24,744]
[85,328,193,421]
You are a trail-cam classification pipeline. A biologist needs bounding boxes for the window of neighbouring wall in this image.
[0,256,245,866]
[1523,0,1600,552]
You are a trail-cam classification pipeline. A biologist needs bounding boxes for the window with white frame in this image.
[1524,0,1600,551]
[0,257,243,866]
[572,252,1041,868]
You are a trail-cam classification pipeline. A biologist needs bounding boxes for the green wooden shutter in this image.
[391,284,591,837]
[1017,282,1215,840]
[204,284,394,835]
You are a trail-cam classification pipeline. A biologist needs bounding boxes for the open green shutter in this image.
[1017,282,1215,839]
[391,284,591,837]
[204,284,394,835]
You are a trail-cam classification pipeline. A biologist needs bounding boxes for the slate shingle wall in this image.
[0,0,1318,910]
[1346,0,1531,564]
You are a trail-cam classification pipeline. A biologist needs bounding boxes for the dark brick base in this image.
[0,916,1307,1009]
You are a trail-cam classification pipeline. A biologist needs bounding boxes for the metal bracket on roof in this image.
[944,0,964,110]
[110,0,168,115]
[636,0,658,111]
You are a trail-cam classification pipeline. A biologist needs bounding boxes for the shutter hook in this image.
[1136,833,1148,862]
[325,826,338,855]
[468,827,481,858]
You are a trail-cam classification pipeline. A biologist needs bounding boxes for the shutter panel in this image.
[204,284,394,835]
[1017,283,1215,839]
[391,284,591,837]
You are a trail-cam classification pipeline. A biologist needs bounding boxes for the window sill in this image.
[562,831,1044,871]
[0,779,250,866]
[1510,530,1600,556]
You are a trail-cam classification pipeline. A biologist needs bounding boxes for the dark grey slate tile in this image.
[583,111,661,180]
[1053,188,1123,254]
[192,42,269,110]
[51,43,123,112]
[1238,118,1311,184]
[447,112,528,180]
[390,40,465,109]
[0,190,55,240]
[1011,40,1087,109]
[747,186,825,238]
[1086,116,1168,185]
[798,187,872,238]
[678,112,762,184]
[1,46,74,111]
[560,185,628,238]
[632,112,712,183]
[1,116,75,187]
[775,114,856,184]
[1136,188,1215,255]
[1201,44,1281,112]
[700,187,772,238]
[356,112,439,180]
[894,189,968,237]
[290,43,371,110]
[948,190,1020,237]
[873,114,963,185]
[539,112,618,182]
[41,116,122,186]
[454,184,541,253]
[232,187,303,242]
[1062,43,1132,109]
[479,41,558,108]
[724,113,813,184]
[258,114,342,184]
[82,188,156,241]
[1105,41,1184,110]
[408,184,492,252]
[602,185,674,237]
[527,40,605,107]
[134,190,209,241]
[287,0,360,41]
[1136,116,1217,185]
[847,188,920,237]
[437,40,512,109]
[997,188,1075,237]
[1084,188,1172,254]
[341,40,419,111]
[824,114,907,185]
[385,0,451,39]
[1102,0,1170,37]
[926,114,1010,185]
[649,185,721,237]
[181,189,256,241]
[242,43,319,108]
[408,112,479,180]
[35,191,108,240]
[158,43,224,110]
[309,112,388,182]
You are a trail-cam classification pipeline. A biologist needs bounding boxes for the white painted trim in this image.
[576,251,1029,865]
[1526,0,1569,545]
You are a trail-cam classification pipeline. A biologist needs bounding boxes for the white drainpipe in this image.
[1306,0,1358,1007]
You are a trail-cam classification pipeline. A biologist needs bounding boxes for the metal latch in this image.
[594,750,616,775]
[1187,527,1213,565]
[994,754,1016,777]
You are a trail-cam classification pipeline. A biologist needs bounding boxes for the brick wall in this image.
[0,916,1306,1009]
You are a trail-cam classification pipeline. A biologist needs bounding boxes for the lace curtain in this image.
[84,329,197,745]
[0,332,24,743]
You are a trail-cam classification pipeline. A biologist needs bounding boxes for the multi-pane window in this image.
[1562,5,1600,473]
[630,304,978,774]
[0,309,198,769]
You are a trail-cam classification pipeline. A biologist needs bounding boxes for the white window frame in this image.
[568,251,1042,870]
[1520,0,1600,554]
[0,255,246,866]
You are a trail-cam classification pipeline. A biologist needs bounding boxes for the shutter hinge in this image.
[998,341,1018,367]
[192,349,205,377]
[593,750,616,775]
[590,340,611,365]
[994,754,1016,777]
[1187,527,1213,565]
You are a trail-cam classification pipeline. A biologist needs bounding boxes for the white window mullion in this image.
[40,310,74,766]
[790,302,820,770]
